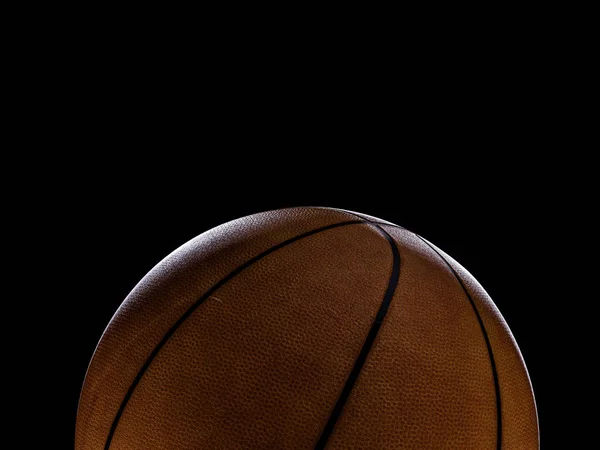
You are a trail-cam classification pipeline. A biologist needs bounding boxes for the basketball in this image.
[76,207,538,449]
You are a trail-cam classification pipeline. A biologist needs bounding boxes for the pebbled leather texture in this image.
[417,236,539,449]
[76,207,539,449]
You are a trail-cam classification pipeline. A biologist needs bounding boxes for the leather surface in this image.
[110,222,391,449]
[76,207,360,449]
[76,207,539,449]
[327,225,498,448]
[418,236,539,449]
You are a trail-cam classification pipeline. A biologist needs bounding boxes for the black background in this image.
[27,14,584,447]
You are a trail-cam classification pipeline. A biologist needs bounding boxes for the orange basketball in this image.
[76,207,538,449]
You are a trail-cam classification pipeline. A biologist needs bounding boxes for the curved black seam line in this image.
[371,221,502,450]
[314,222,401,450]
[104,219,365,450]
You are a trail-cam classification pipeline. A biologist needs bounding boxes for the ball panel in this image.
[327,225,497,449]
[423,240,539,449]
[76,207,359,450]
[110,223,392,449]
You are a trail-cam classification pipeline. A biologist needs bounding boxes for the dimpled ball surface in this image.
[76,207,538,449]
